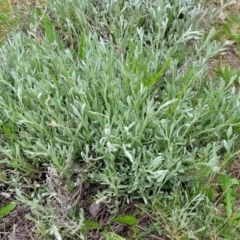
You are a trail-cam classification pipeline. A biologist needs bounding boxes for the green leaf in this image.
[44,16,55,43]
[0,202,17,219]
[145,58,171,87]
[221,174,239,191]
[78,33,85,60]
[203,187,217,200]
[224,189,236,218]
[82,220,99,230]
[112,215,138,225]
[220,174,238,218]
[222,140,230,151]
[221,174,232,191]
[213,214,225,222]
[44,16,63,49]
[232,211,240,220]
[226,126,233,138]
[230,178,239,185]
[53,29,64,50]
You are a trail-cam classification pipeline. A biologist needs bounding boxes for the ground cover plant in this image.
[1,0,240,239]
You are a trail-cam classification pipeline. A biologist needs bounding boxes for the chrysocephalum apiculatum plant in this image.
[1,1,240,238]
[0,0,235,201]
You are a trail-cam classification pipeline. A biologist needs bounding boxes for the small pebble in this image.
[89,200,101,217]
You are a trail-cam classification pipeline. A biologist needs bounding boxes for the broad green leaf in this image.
[221,174,232,191]
[0,202,17,219]
[224,189,236,218]
[221,174,239,191]
[220,174,238,218]
[112,215,138,225]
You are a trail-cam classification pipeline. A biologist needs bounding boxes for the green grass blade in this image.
[44,16,55,43]
[44,16,63,49]
[145,58,171,87]
[78,33,85,60]
[54,29,64,50]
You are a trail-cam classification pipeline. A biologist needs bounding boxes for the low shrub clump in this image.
[1,0,240,239]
